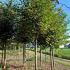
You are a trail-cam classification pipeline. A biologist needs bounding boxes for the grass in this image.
[41,48,70,60]
[30,48,70,60]
[30,48,70,67]
[60,48,70,56]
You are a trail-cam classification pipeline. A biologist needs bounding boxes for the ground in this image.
[0,50,70,70]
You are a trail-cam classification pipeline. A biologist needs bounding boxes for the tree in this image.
[37,33,47,66]
[19,0,62,70]
[15,5,34,65]
[15,0,42,69]
[30,0,69,70]
[40,4,68,70]
[0,0,17,69]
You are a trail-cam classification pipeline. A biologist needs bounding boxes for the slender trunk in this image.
[50,47,52,70]
[23,44,24,64]
[50,46,54,70]
[35,38,37,70]
[1,48,4,69]
[16,43,19,60]
[25,44,26,63]
[1,49,4,63]
[45,48,46,62]
[15,45,16,59]
[4,45,6,63]
[52,47,54,70]
[3,43,6,70]
[1,43,4,62]
[45,48,47,70]
[23,43,26,64]
[2,49,3,59]
[40,46,42,66]
[17,43,20,60]
[18,43,20,60]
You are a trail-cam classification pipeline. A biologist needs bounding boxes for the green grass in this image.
[41,48,70,60]
[60,49,70,56]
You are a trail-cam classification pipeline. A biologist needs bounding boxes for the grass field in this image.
[41,48,70,60]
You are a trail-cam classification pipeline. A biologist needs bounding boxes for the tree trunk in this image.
[2,49,3,59]
[50,46,54,70]
[45,48,46,62]
[52,47,54,70]
[23,43,26,64]
[35,38,37,70]
[1,43,4,62]
[40,46,42,66]
[3,43,6,70]
[1,48,4,69]
[18,43,20,61]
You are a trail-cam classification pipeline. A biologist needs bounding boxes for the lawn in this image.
[41,48,70,60]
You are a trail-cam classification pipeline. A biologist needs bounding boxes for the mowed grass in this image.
[41,48,70,60]
[56,48,70,57]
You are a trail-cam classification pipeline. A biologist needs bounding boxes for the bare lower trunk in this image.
[40,46,42,66]
[44,48,47,70]
[23,43,26,64]
[1,49,4,69]
[4,47,6,70]
[3,43,6,70]
[52,47,54,70]
[1,43,4,62]
[50,46,54,70]
[35,38,37,70]
[45,48,46,62]
[2,50,3,59]
[1,49,4,62]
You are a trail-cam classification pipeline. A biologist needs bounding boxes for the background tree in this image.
[0,0,17,69]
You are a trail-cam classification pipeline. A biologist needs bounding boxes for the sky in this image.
[0,0,70,29]
[59,0,70,30]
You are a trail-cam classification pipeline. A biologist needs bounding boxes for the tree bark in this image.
[45,48,46,62]
[1,46,4,69]
[23,43,26,64]
[52,47,54,70]
[50,46,54,70]
[35,38,37,70]
[3,42,6,70]
[40,46,42,66]
[2,49,3,60]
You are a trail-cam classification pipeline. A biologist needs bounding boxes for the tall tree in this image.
[40,2,69,70]
[13,0,69,70]
[0,0,17,69]
[31,0,69,70]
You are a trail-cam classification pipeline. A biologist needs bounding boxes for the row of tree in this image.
[0,0,69,70]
